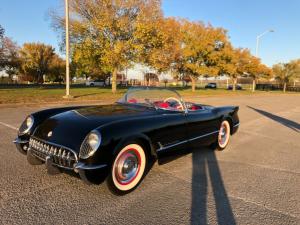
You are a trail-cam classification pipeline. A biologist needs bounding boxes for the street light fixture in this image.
[255,29,274,57]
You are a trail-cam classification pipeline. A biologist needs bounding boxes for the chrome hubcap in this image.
[115,151,140,184]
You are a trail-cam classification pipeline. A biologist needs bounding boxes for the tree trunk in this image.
[252,79,256,92]
[189,75,196,92]
[283,82,287,92]
[233,77,237,91]
[112,68,117,94]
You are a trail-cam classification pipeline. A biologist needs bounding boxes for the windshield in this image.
[118,87,186,112]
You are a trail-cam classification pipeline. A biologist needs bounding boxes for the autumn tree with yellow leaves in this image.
[273,59,300,92]
[174,20,232,92]
[53,0,163,93]
[51,0,273,92]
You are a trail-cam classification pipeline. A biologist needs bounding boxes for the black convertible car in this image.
[14,87,239,194]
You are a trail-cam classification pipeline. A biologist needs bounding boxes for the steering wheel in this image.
[163,97,184,110]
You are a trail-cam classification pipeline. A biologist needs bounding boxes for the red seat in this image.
[190,105,202,111]
[155,101,169,109]
[128,98,137,103]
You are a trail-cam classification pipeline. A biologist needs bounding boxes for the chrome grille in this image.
[29,137,77,169]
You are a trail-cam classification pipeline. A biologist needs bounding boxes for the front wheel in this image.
[106,143,147,195]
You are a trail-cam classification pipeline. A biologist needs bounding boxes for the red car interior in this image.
[128,99,202,111]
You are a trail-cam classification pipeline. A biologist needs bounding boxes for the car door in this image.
[185,108,220,149]
[149,110,189,159]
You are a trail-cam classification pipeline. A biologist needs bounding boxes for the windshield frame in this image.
[117,87,188,113]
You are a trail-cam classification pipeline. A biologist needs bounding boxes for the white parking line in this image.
[0,121,18,131]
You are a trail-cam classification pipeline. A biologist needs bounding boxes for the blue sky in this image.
[0,0,299,66]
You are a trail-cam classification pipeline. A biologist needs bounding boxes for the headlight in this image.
[88,132,101,150]
[79,131,101,159]
[19,115,34,135]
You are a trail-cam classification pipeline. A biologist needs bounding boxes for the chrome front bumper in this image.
[13,137,29,155]
[14,137,108,183]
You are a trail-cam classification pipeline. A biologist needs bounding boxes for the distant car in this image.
[205,82,217,89]
[14,87,239,194]
[86,79,106,87]
[228,84,242,90]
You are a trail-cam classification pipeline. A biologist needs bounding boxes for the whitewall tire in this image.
[217,120,231,150]
[108,143,146,194]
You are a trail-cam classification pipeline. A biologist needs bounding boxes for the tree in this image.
[135,17,182,74]
[53,0,163,93]
[48,55,66,83]
[0,25,7,67]
[246,56,272,92]
[71,38,112,80]
[0,26,20,81]
[2,38,20,79]
[174,20,230,92]
[19,43,55,83]
[272,60,300,92]
[0,25,4,39]
[227,49,272,92]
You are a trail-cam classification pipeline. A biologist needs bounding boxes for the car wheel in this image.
[216,120,231,150]
[107,143,147,195]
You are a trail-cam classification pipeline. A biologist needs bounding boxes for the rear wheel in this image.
[210,120,231,150]
[106,143,147,195]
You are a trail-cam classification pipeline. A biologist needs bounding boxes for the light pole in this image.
[63,0,72,98]
[256,29,274,57]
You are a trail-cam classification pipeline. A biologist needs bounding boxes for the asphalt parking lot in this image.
[0,94,299,225]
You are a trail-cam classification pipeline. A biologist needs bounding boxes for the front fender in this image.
[110,133,157,158]
[81,116,160,166]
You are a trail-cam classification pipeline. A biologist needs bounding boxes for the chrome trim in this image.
[30,136,78,161]
[13,138,29,144]
[189,130,220,142]
[233,123,240,128]
[29,147,74,170]
[74,162,107,170]
[157,130,219,152]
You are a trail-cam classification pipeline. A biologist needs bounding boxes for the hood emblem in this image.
[47,131,53,137]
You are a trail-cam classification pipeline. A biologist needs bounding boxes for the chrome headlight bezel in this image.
[79,130,102,159]
[19,115,34,135]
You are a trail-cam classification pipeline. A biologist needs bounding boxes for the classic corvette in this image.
[14,87,239,194]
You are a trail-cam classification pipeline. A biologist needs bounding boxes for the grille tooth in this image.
[53,148,58,163]
[58,148,62,165]
[67,152,71,167]
[62,150,66,166]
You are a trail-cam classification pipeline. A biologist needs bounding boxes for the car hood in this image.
[33,104,157,152]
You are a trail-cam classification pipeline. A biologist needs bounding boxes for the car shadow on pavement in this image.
[247,106,300,133]
[191,148,236,225]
